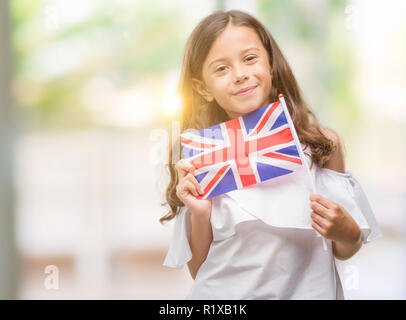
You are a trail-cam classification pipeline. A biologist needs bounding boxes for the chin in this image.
[225,98,266,118]
[227,107,256,119]
[242,102,264,114]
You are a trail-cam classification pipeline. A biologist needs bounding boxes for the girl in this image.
[160,10,381,299]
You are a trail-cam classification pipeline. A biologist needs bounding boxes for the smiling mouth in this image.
[234,85,257,96]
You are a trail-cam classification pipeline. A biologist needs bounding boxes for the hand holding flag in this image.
[175,159,212,218]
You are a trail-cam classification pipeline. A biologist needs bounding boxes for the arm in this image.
[174,159,213,279]
[320,127,346,173]
[312,128,362,260]
[187,210,213,279]
[332,230,362,260]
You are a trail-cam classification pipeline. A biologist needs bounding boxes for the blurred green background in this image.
[0,0,405,299]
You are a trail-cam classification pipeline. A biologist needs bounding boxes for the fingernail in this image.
[199,188,204,194]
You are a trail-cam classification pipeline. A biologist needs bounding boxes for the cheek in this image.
[254,62,272,82]
[260,71,272,86]
[210,78,229,97]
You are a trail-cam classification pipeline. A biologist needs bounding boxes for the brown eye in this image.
[245,55,256,62]
[215,66,227,73]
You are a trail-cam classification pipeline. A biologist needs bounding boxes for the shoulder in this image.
[320,127,346,173]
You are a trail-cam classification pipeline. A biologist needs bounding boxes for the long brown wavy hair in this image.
[159,10,335,224]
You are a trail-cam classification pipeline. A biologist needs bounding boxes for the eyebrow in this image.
[207,47,260,69]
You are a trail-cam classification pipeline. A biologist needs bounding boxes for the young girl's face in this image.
[193,24,273,119]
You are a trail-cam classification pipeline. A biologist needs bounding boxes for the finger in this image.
[185,173,204,195]
[310,211,329,228]
[309,193,333,209]
[310,200,329,218]
[175,159,195,179]
[311,221,325,237]
[176,179,197,198]
[176,159,195,177]
[182,180,199,197]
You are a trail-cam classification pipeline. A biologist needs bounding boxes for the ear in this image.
[191,78,214,102]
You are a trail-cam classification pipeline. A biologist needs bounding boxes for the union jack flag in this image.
[180,96,305,199]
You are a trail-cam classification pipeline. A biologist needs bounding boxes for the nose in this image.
[233,66,248,84]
